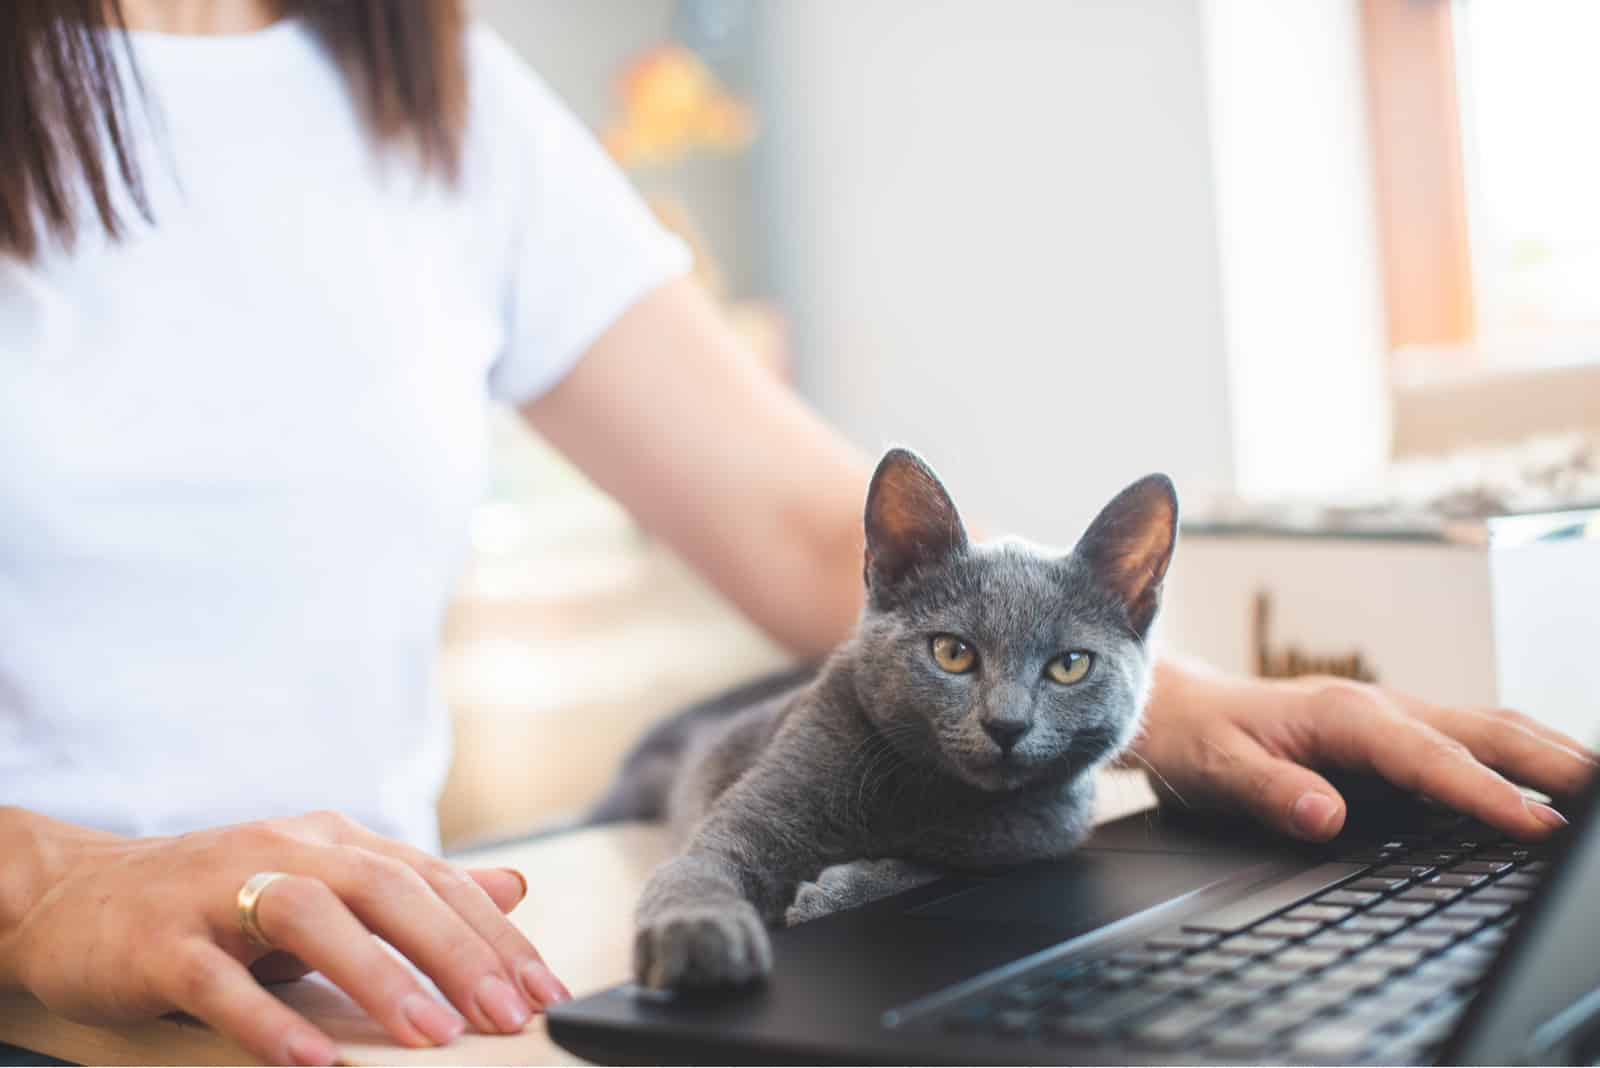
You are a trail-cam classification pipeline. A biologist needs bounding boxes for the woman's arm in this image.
[0,807,564,1065]
[527,277,1596,841]
[522,277,869,658]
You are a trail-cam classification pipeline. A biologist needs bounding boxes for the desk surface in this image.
[0,771,1157,1066]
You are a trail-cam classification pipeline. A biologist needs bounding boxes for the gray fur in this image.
[617,448,1179,990]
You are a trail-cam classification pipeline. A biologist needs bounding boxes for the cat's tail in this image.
[581,662,820,826]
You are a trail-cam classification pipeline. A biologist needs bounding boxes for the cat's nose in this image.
[982,716,1030,753]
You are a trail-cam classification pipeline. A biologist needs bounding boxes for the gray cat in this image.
[591,448,1178,991]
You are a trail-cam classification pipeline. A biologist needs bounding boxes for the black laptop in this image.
[548,771,1600,1065]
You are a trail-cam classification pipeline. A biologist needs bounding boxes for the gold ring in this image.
[237,871,289,948]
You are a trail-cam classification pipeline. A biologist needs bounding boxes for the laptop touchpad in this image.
[909,850,1262,935]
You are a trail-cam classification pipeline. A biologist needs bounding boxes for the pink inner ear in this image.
[1117,508,1174,578]
[1109,496,1176,603]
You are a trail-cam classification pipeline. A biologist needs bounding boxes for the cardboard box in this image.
[1162,509,1600,746]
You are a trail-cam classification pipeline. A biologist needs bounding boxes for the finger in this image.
[1399,700,1597,798]
[1307,695,1565,840]
[1198,730,1349,841]
[350,835,567,1008]
[468,868,528,914]
[251,873,468,1048]
[313,846,536,1033]
[161,939,338,1066]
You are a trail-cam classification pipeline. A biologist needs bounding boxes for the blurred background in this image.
[439,0,1600,846]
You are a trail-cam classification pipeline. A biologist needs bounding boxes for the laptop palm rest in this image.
[909,849,1259,933]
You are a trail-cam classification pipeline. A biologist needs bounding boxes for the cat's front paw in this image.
[634,900,773,990]
[784,879,839,926]
[785,858,943,927]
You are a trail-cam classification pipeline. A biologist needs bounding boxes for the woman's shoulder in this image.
[462,23,567,143]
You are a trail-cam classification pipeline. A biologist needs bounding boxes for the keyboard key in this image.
[1474,847,1531,863]
[1341,914,1407,935]
[1364,945,1429,970]
[1451,901,1514,921]
[1181,951,1243,975]
[1416,914,1482,936]
[1193,985,1263,1011]
[1345,877,1409,894]
[1372,864,1437,881]
[1286,904,1353,924]
[1255,919,1321,939]
[1273,947,1345,971]
[1451,860,1513,876]
[1414,956,1488,986]
[1231,962,1304,990]
[1290,1021,1380,1062]
[1389,931,1455,952]
[1397,886,1462,905]
[1472,925,1510,947]
[1370,900,1434,919]
[1317,890,1383,909]
[1389,993,1469,1048]
[1281,986,1352,1011]
[1303,929,1377,953]
[1472,886,1531,905]
[1142,970,1209,993]
[1126,1003,1228,1048]
[1096,965,1145,988]
[1315,963,1391,993]
[1216,935,1289,957]
[1242,1000,1332,1035]
[1520,860,1549,873]
[1431,872,1488,889]
[1402,851,1464,868]
[1497,872,1540,889]
[1182,863,1369,933]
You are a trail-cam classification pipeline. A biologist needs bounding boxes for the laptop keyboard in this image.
[929,817,1546,1063]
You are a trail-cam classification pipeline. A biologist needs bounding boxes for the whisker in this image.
[1127,750,1188,809]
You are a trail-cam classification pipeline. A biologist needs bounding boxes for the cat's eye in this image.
[930,634,977,674]
[1046,651,1093,685]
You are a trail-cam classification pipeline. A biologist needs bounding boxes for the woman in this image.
[0,1,1590,1064]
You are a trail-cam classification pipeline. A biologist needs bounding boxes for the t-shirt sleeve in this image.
[468,25,692,405]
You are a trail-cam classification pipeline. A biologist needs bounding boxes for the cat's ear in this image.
[863,448,969,593]
[1075,474,1178,639]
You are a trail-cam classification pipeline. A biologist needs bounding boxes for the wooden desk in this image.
[0,772,1157,1066]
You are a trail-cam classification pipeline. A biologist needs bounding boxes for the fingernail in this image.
[475,974,532,1032]
[285,1032,337,1066]
[517,958,571,1007]
[499,867,529,905]
[1529,801,1568,830]
[1292,792,1342,839]
[401,992,465,1046]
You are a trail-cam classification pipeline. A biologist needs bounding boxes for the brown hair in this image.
[0,0,466,261]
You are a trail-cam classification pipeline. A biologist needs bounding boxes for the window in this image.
[1364,0,1600,383]
[1455,0,1600,365]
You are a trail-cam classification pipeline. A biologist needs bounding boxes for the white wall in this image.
[756,1,1237,543]
[1202,0,1390,499]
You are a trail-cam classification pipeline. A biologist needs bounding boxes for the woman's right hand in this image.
[0,809,570,1065]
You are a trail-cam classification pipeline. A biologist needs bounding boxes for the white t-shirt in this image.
[0,20,689,851]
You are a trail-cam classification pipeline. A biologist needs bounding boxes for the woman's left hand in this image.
[1131,660,1598,842]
